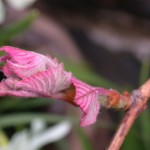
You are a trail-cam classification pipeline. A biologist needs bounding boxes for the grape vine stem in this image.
[107,79,150,150]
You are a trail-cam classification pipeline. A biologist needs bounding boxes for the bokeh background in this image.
[0,0,150,150]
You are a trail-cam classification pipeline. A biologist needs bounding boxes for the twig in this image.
[107,79,150,150]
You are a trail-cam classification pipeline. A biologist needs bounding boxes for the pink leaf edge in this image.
[71,77,100,127]
[0,46,111,127]
[0,46,72,98]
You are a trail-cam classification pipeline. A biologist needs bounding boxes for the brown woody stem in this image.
[107,79,150,150]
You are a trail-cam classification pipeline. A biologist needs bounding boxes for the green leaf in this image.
[62,59,123,90]
[0,10,38,44]
[121,59,150,150]
[123,59,150,150]
[0,130,8,146]
[56,139,70,150]
[122,125,145,150]
[138,59,150,150]
[138,110,150,150]
[75,127,93,150]
[139,59,150,85]
[0,98,53,112]
[0,113,74,128]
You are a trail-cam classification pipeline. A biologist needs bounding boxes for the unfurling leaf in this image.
[0,46,130,127]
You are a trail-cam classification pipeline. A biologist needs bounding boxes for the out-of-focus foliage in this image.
[0,4,150,150]
[122,60,150,150]
[76,127,93,150]
[0,10,38,46]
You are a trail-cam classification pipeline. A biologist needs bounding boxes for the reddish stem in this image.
[107,79,150,150]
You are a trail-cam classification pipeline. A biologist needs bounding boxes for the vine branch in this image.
[107,79,150,150]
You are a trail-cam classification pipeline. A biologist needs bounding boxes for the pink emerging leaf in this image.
[0,46,111,127]
[0,46,72,98]
[71,77,100,127]
[0,46,58,78]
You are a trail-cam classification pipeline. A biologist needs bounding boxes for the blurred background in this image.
[0,0,150,150]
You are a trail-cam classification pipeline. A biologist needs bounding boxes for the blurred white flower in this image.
[0,119,72,150]
[0,0,37,24]
[6,0,37,10]
[0,0,5,24]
